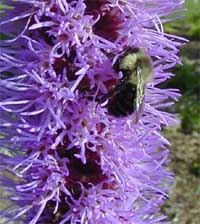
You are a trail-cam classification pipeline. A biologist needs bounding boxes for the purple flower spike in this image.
[0,1,186,224]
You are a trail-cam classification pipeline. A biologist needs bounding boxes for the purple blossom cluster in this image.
[0,1,186,224]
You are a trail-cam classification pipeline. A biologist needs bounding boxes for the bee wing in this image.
[134,65,146,123]
[136,65,145,111]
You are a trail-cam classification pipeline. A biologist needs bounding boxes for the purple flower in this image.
[0,1,186,223]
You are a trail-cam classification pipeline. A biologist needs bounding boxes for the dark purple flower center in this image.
[85,0,122,41]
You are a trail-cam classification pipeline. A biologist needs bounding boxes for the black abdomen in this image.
[107,83,137,117]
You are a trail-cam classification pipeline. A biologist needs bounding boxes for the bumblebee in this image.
[102,48,153,120]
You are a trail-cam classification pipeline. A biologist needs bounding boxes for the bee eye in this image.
[122,69,131,76]
[113,60,120,72]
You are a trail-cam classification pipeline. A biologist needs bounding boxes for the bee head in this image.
[114,48,139,75]
[114,48,153,83]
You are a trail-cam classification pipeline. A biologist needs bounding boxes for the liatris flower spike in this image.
[0,1,187,224]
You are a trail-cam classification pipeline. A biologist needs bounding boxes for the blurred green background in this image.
[0,0,200,223]
[162,0,200,223]
[163,0,200,134]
